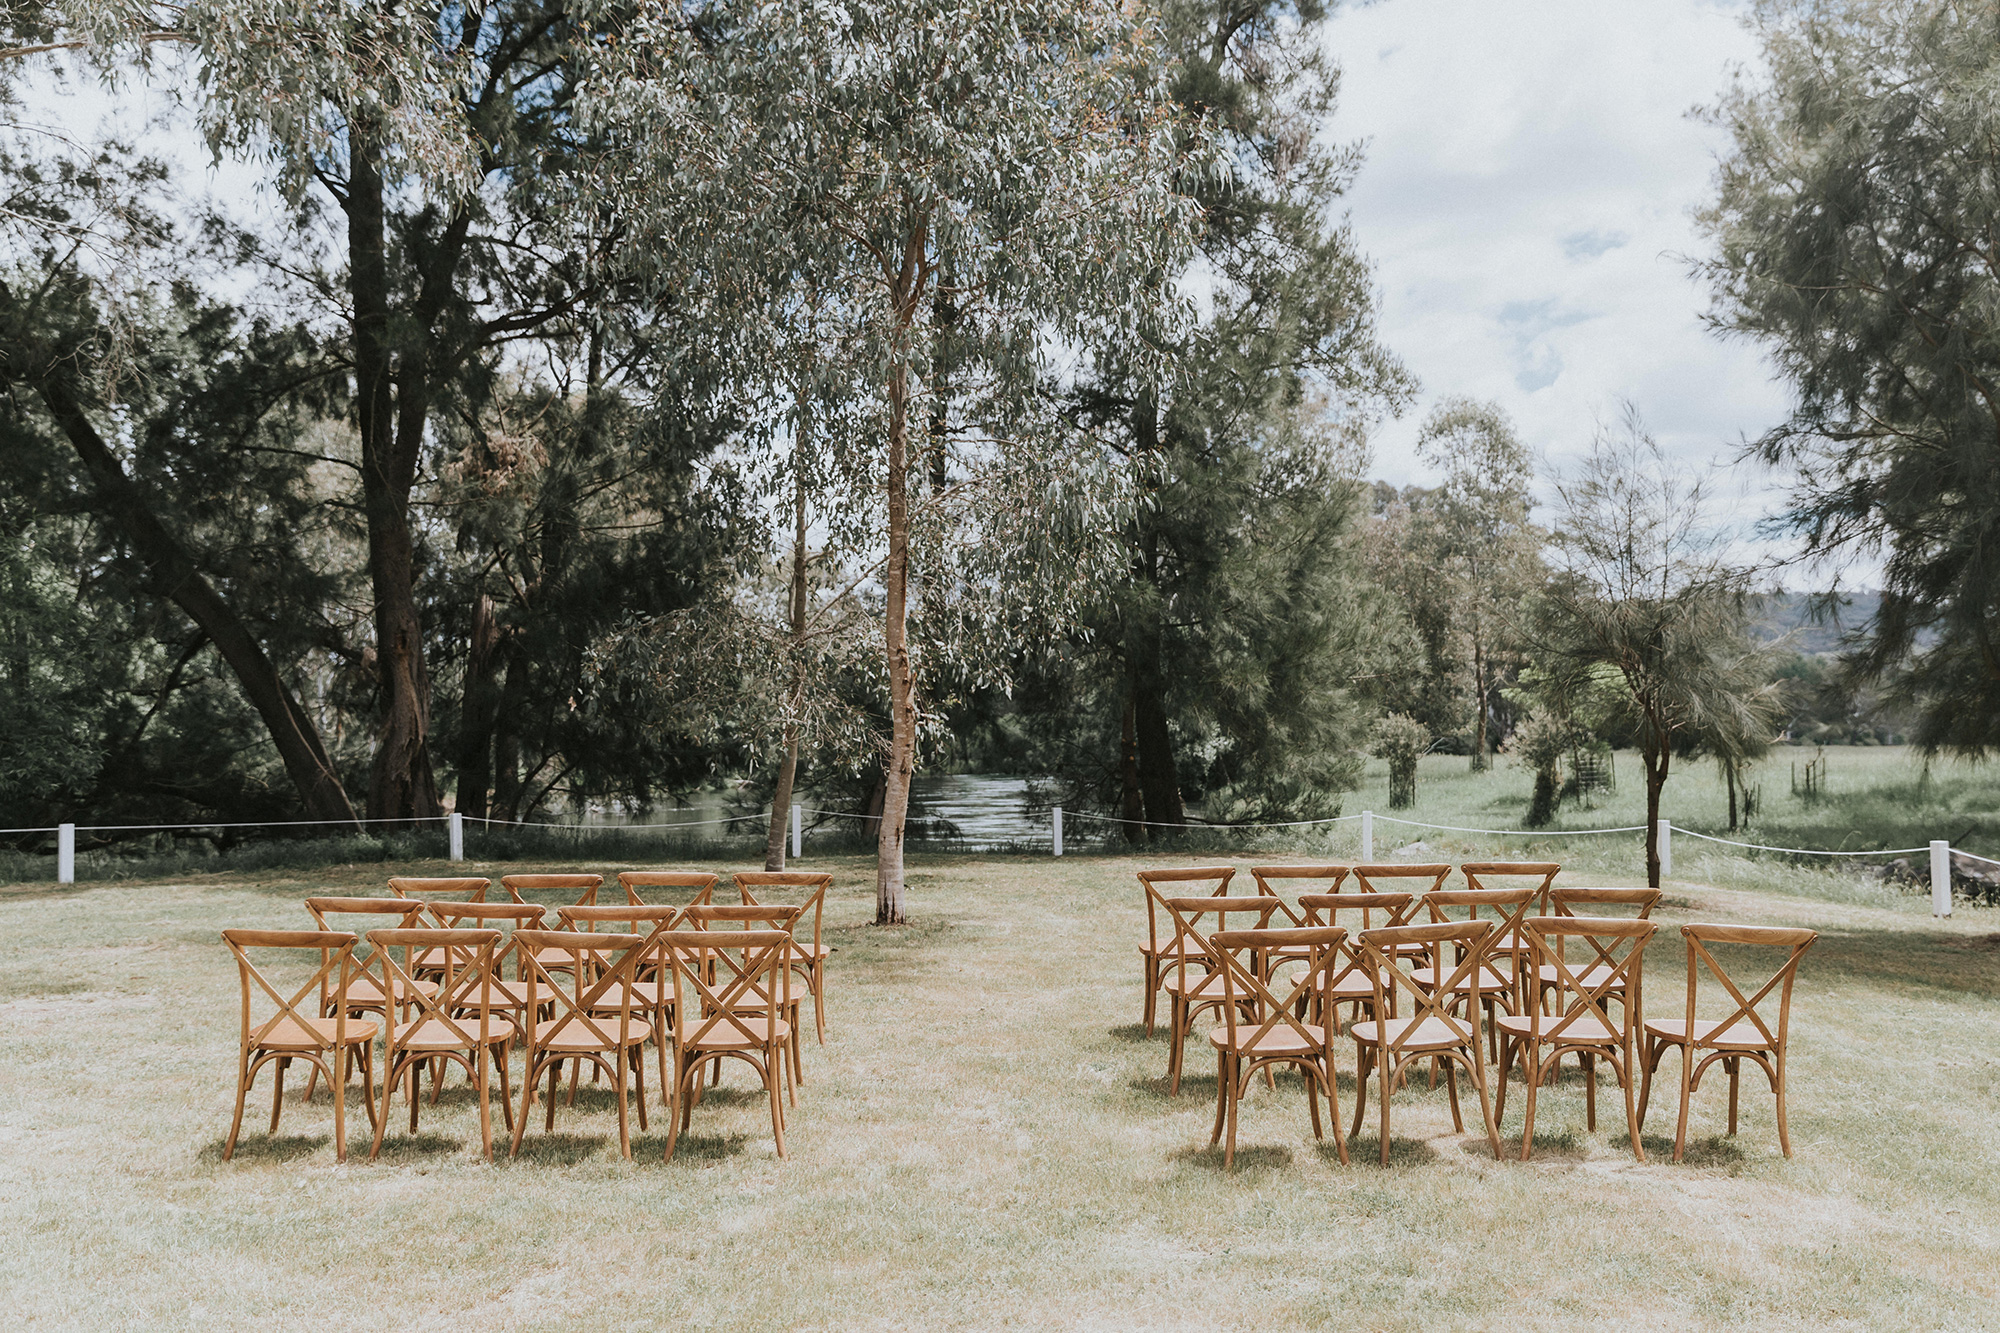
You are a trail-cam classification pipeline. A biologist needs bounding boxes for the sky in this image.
[1319,0,1795,532]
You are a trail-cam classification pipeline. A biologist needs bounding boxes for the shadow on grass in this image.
[636,1131,753,1163]
[1106,1023,1155,1044]
[1631,1132,1750,1167]
[679,1085,773,1110]
[505,1132,618,1165]
[1340,1135,1440,1168]
[197,1133,328,1164]
[1173,1143,1295,1173]
[1128,1073,1217,1101]
[364,1133,468,1162]
[1473,1127,1587,1162]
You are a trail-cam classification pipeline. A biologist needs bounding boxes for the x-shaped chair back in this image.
[658,927,792,1049]
[1354,920,1496,1059]
[1138,865,1237,952]
[1162,895,1282,989]
[369,927,507,1047]
[513,929,650,1050]
[1298,891,1416,996]
[219,928,369,1160]
[734,871,827,950]
[1206,925,1348,1053]
[1419,886,1536,984]
[388,876,490,905]
[1349,863,1452,897]
[1680,922,1817,1056]
[502,874,601,907]
[1460,862,1561,912]
[303,896,426,1010]
[619,871,719,908]
[1523,916,1656,1048]
[428,900,548,980]
[558,904,682,983]
[1551,887,1661,919]
[1248,865,1352,924]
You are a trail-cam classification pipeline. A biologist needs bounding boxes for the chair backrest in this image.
[428,901,548,981]
[1161,895,1281,994]
[1248,865,1352,922]
[1550,887,1661,919]
[657,928,791,1048]
[1137,866,1237,954]
[1679,922,1818,1050]
[1419,886,1536,971]
[220,929,361,1049]
[617,870,719,908]
[733,871,828,957]
[303,897,427,1000]
[685,902,807,936]
[1354,920,1496,1056]
[366,927,505,1046]
[1522,916,1658,1046]
[501,873,602,907]
[1297,890,1415,933]
[1461,862,1561,916]
[388,876,490,904]
[1206,925,1348,1056]
[512,929,650,1047]
[1349,864,1453,897]
[556,904,684,935]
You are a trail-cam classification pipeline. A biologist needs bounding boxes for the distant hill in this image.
[1751,591,1881,657]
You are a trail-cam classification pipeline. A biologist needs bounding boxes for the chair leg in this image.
[371,1055,398,1161]
[224,1050,253,1161]
[1378,1055,1393,1167]
[631,1046,648,1134]
[329,1053,346,1164]
[811,962,827,1045]
[1620,1052,1645,1163]
[357,1043,378,1131]
[1727,1056,1740,1136]
[1636,1035,1658,1130]
[1520,1054,1539,1162]
[1585,1052,1597,1132]
[1208,1049,1228,1147]
[613,1053,631,1161]
[496,1043,514,1134]
[509,1054,539,1158]
[1305,1062,1323,1140]
[1224,1055,1241,1170]
[476,1045,494,1161]
[1471,1053,1502,1162]
[269,1056,288,1135]
[1673,1045,1694,1164]
[1142,956,1158,1035]
[1494,1034,1512,1124]
[1444,1059,1464,1133]
[1323,1056,1349,1166]
[1349,1048,1371,1144]
[1775,1049,1792,1158]
[544,1060,561,1132]
[768,1051,788,1159]
[1166,998,1186,1095]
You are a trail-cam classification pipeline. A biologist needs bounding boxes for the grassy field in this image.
[2,847,1997,1330]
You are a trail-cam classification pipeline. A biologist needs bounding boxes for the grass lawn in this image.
[2,850,1997,1330]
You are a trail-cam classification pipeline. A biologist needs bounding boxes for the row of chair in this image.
[1136,864,1817,1168]
[221,870,833,1164]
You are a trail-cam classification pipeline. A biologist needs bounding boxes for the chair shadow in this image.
[1106,1023,1154,1044]
[680,1085,771,1109]
[634,1132,752,1163]
[504,1132,615,1165]
[1472,1127,1587,1162]
[1127,1073,1218,1101]
[363,1133,467,1162]
[1343,1135,1441,1168]
[1631,1131,1749,1167]
[196,1134,328,1165]
[1172,1143,1295,1173]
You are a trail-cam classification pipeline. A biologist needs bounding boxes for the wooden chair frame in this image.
[1495,916,1657,1162]
[1638,922,1817,1162]
[686,903,809,1098]
[299,897,428,1100]
[1295,892,1416,1033]
[657,927,794,1161]
[1347,865,1452,961]
[1160,894,1282,1095]
[1203,925,1350,1168]
[557,904,683,1106]
[1536,887,1661,1018]
[388,876,490,904]
[618,871,719,908]
[221,929,378,1162]
[1247,865,1353,923]
[366,927,514,1160]
[501,873,602,906]
[1415,886,1537,1057]
[1349,920,1504,1165]
[734,872,832,1044]
[508,929,653,1160]
[1136,866,1237,1035]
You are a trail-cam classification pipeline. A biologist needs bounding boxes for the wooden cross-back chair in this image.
[425,900,548,1023]
[618,870,719,909]
[299,897,427,1101]
[657,927,795,1161]
[366,927,514,1160]
[1247,866,1354,972]
[1414,886,1537,1057]
[508,929,653,1160]
[685,903,809,1097]
[556,904,683,1105]
[734,872,831,1045]
[1201,924,1351,1169]
[1296,892,1416,1033]
[1347,865,1453,960]
[1348,920,1505,1166]
[1461,862,1562,978]
[502,873,602,907]
[1639,923,1817,1162]
[1495,916,1657,1162]
[388,876,490,904]
[1136,866,1237,1036]
[1159,895,1283,1095]
[220,929,378,1163]
[1535,888,1661,1017]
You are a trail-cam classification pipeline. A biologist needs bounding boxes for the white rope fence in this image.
[7,800,1987,917]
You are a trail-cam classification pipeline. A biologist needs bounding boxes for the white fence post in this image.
[57,823,74,884]
[1931,839,1952,917]
[791,803,802,860]
[1360,810,1373,863]
[1053,805,1063,858]
[447,812,464,862]
[1656,818,1672,879]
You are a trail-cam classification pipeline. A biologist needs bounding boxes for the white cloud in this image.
[1322,0,1796,548]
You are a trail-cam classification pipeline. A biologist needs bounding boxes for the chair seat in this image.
[1533,963,1621,988]
[1206,1023,1328,1055]
[340,975,437,1007]
[677,1015,791,1050]
[1408,964,1511,993]
[1139,942,1206,960]
[1159,970,1229,999]
[1494,1014,1619,1045]
[252,1015,378,1050]
[396,1016,514,1050]
[1325,972,1379,1000]
[789,941,830,961]
[1643,1017,1775,1050]
[586,981,673,1012]
[531,1016,649,1050]
[1349,1016,1472,1052]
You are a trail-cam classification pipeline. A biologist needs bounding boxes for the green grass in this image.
[1,851,1997,1329]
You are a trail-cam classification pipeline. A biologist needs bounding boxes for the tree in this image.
[1701,0,2000,754]
[587,0,1198,921]
[1410,398,1540,768]
[1534,409,1784,887]
[1369,712,1429,810]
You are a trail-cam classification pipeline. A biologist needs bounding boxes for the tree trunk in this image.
[1724,758,1739,833]
[877,355,916,924]
[765,416,812,872]
[16,342,358,828]
[491,642,529,823]
[455,593,502,821]
[1643,741,1669,889]
[1119,695,1145,844]
[1128,637,1184,835]
[1471,638,1490,772]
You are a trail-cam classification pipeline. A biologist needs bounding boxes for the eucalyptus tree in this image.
[585,0,1198,921]
[1701,0,2000,753]
[1534,410,1783,887]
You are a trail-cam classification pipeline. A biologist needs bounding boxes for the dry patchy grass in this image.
[1,854,1997,1330]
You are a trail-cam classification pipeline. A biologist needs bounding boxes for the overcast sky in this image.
[1321,0,1793,524]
